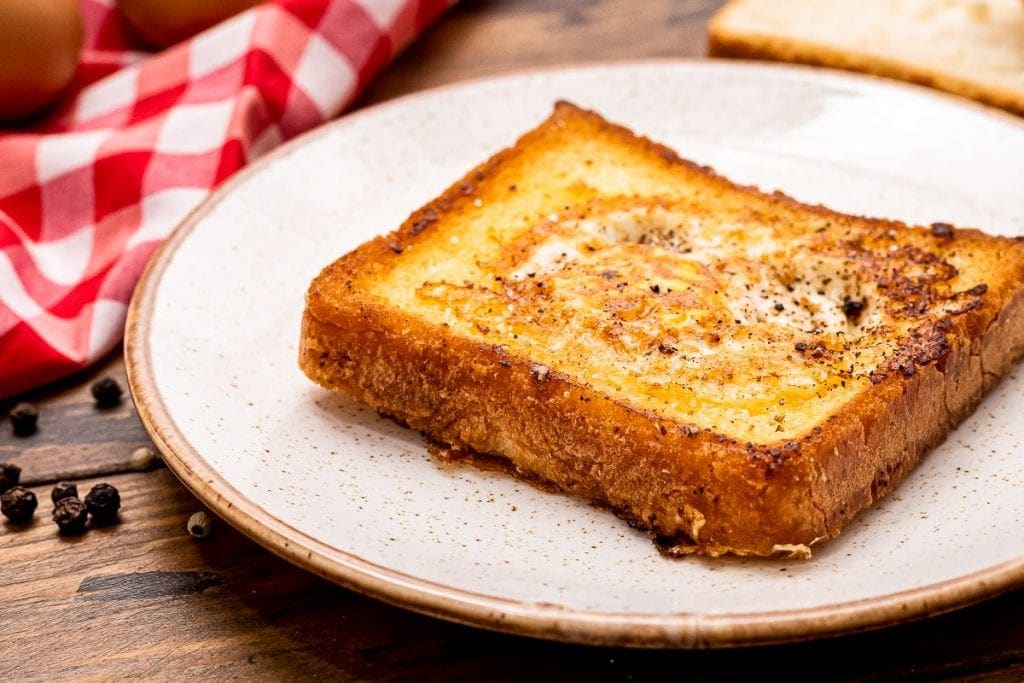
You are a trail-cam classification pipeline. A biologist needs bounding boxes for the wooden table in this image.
[3,1,1023,678]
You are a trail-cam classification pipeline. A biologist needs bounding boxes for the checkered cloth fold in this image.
[0,0,448,398]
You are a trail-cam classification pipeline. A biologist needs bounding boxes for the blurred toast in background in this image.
[709,0,1024,116]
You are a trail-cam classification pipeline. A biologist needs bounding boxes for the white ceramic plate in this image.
[126,61,1024,648]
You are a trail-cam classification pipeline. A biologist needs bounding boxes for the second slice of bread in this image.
[709,0,1024,116]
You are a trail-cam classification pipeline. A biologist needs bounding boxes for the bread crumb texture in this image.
[401,195,991,441]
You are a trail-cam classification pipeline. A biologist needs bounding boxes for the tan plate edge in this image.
[124,59,1024,649]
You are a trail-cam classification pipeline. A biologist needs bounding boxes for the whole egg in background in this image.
[0,0,83,121]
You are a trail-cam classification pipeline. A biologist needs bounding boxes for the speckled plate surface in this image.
[126,61,1024,648]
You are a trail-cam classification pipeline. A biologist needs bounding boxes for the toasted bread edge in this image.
[299,102,1024,556]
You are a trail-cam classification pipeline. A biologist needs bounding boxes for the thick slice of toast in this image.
[708,0,1024,116]
[300,102,1024,557]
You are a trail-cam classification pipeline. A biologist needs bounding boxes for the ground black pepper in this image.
[410,215,434,235]
[84,483,121,524]
[51,481,78,504]
[90,376,123,408]
[0,462,21,492]
[842,299,865,323]
[1,486,37,523]
[9,403,38,437]
[52,497,88,535]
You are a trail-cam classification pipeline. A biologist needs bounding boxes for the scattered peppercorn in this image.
[187,511,213,539]
[84,483,121,524]
[130,446,157,471]
[0,462,21,492]
[794,342,808,352]
[52,497,88,535]
[1,486,37,524]
[50,481,78,504]
[90,376,123,408]
[9,403,38,437]
[930,222,955,238]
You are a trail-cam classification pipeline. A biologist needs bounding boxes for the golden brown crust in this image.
[811,281,1024,536]
[300,309,824,557]
[300,102,1024,557]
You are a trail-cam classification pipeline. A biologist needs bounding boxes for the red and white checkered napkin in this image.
[0,0,450,398]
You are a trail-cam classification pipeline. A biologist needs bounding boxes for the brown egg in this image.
[117,0,263,48]
[0,0,83,121]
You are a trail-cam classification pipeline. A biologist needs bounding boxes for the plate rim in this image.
[124,58,1024,648]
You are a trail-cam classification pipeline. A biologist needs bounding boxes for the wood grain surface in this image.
[2,0,1023,679]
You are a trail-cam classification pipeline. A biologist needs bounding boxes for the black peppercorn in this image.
[84,482,120,524]
[1,486,37,524]
[90,376,123,408]
[9,403,38,437]
[53,497,88,535]
[51,481,78,504]
[0,462,21,493]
